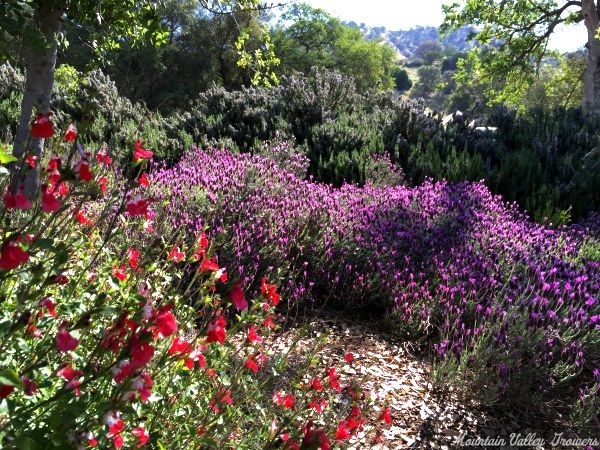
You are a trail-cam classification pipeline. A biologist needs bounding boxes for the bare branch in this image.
[198,1,286,15]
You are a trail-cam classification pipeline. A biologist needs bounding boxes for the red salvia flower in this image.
[262,315,277,330]
[133,140,153,161]
[31,112,54,138]
[132,372,153,403]
[107,417,125,436]
[335,421,351,441]
[56,181,70,196]
[41,186,61,213]
[132,427,150,448]
[344,352,354,363]
[327,367,341,393]
[310,376,324,391]
[4,189,32,210]
[112,360,133,384]
[168,246,185,263]
[127,247,140,269]
[126,198,150,217]
[22,376,38,396]
[199,257,219,272]
[111,434,124,449]
[99,176,108,194]
[308,398,328,412]
[185,348,206,370]
[380,407,393,424]
[0,385,15,399]
[54,273,69,285]
[346,406,365,430]
[55,324,79,352]
[272,391,295,409]
[25,154,37,168]
[218,269,228,282]
[138,172,150,187]
[48,170,61,189]
[155,305,177,337]
[192,232,210,261]
[0,238,29,270]
[229,280,248,310]
[260,277,281,305]
[209,388,233,413]
[207,316,227,344]
[246,354,260,373]
[75,210,93,226]
[77,161,93,182]
[40,297,57,318]
[130,340,155,369]
[96,145,112,165]
[197,232,209,251]
[112,265,128,281]
[47,154,61,171]
[247,325,263,343]
[168,336,192,356]
[57,364,82,382]
[64,122,77,142]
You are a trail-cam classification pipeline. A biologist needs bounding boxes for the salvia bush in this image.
[0,117,392,449]
[154,145,599,431]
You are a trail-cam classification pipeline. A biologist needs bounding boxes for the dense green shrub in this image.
[0,63,191,163]
[0,62,24,143]
[183,85,289,152]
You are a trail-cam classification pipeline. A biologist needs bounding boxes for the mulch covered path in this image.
[268,310,582,450]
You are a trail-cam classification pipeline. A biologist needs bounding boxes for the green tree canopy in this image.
[2,0,272,197]
[271,3,398,91]
[441,0,600,113]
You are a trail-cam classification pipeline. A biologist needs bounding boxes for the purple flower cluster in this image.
[152,147,599,425]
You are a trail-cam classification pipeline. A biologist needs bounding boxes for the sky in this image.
[298,0,587,52]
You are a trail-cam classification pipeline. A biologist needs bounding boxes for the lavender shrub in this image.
[152,146,599,430]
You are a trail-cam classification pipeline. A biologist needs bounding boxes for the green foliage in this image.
[0,63,191,162]
[520,53,586,111]
[185,85,289,152]
[394,68,412,92]
[364,154,405,187]
[578,237,600,263]
[271,3,397,92]
[310,112,383,186]
[411,65,442,98]
[413,40,443,65]
[441,0,584,109]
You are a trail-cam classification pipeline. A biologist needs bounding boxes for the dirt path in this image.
[270,311,583,450]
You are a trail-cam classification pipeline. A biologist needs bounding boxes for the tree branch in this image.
[198,1,285,15]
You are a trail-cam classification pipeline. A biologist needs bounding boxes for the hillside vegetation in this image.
[0,1,599,448]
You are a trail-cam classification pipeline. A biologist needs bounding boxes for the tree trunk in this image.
[11,2,62,199]
[582,0,600,115]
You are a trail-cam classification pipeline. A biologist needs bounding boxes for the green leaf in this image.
[0,147,17,164]
[33,238,55,250]
[0,369,23,387]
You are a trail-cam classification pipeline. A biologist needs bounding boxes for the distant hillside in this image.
[345,23,475,59]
